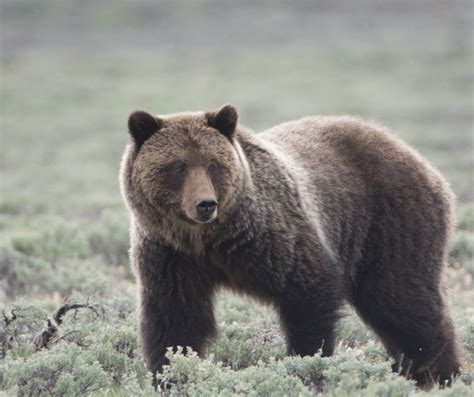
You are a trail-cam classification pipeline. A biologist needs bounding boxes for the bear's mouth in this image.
[178,211,217,225]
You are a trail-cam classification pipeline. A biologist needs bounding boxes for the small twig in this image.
[2,309,17,327]
[49,330,82,346]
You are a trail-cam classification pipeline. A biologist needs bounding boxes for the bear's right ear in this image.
[128,111,162,147]
[206,104,238,139]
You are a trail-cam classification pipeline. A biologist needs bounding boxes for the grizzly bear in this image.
[120,104,465,389]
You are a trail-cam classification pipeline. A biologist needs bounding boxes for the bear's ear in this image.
[206,104,238,139]
[128,110,162,147]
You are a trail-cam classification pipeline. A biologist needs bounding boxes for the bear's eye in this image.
[175,163,187,174]
[208,163,218,172]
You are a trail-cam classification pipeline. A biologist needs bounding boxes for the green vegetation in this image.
[1,1,472,395]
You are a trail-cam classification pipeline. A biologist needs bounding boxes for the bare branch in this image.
[33,302,105,350]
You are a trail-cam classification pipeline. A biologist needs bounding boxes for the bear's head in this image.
[120,104,249,241]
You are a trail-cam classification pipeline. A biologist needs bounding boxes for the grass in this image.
[1,1,473,396]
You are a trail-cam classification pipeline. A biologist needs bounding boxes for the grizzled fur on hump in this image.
[120,105,465,390]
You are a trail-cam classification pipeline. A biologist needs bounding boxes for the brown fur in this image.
[120,105,465,389]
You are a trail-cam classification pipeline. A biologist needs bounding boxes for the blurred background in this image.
[1,0,472,212]
[0,1,473,395]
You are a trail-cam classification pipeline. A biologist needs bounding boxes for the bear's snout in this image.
[181,167,218,224]
[196,198,218,222]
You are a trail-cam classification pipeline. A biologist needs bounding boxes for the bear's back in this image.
[259,116,446,191]
[255,116,455,273]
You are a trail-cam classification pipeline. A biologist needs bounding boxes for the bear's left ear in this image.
[128,110,162,147]
[206,104,238,139]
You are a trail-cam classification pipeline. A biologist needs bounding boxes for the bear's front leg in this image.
[132,238,217,387]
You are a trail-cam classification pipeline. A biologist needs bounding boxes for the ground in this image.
[0,1,473,396]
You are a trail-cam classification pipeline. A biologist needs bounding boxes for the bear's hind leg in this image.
[424,333,466,388]
[278,283,342,358]
[353,280,464,389]
[279,303,338,357]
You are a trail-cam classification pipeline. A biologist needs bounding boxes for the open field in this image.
[1,1,473,396]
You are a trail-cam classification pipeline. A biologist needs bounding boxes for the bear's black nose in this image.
[196,198,218,219]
